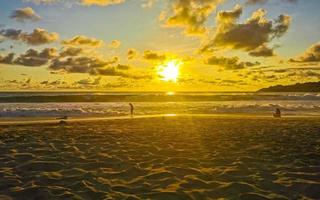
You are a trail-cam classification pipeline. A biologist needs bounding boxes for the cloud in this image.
[91,67,151,79]
[48,53,145,79]
[0,28,59,45]
[59,47,83,57]
[25,0,128,6]
[40,80,67,86]
[108,40,121,48]
[74,77,101,86]
[91,67,125,76]
[249,45,275,57]
[10,7,41,22]
[103,81,129,88]
[205,55,260,70]
[0,53,15,64]
[161,0,224,35]
[143,50,166,61]
[49,56,112,73]
[24,0,59,4]
[15,48,58,66]
[62,35,104,47]
[21,28,59,45]
[80,0,126,6]
[0,48,57,66]
[245,0,298,5]
[127,48,138,59]
[116,64,130,70]
[142,0,157,8]
[215,4,243,24]
[200,5,291,55]
[0,29,22,40]
[1,45,148,79]
[290,43,320,63]
[286,70,320,78]
[217,79,247,86]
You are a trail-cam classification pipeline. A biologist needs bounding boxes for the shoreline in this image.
[1,113,320,126]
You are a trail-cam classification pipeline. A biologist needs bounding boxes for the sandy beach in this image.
[0,116,320,199]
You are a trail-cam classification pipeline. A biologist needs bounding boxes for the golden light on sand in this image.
[158,60,182,82]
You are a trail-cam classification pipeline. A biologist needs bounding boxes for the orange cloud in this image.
[161,0,224,36]
[10,7,41,22]
[290,43,320,63]
[108,40,121,48]
[80,0,125,6]
[62,35,104,47]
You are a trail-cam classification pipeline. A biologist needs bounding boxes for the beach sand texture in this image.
[0,117,320,199]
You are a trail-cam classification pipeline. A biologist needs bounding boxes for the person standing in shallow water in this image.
[129,103,134,116]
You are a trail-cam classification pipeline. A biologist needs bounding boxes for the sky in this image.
[0,0,319,91]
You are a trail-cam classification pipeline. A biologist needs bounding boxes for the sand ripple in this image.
[0,117,320,199]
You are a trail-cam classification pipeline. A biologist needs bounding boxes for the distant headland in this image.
[258,81,320,92]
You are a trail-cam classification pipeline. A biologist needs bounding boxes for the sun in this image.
[158,60,182,82]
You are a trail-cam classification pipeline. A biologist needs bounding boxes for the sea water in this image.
[0,92,319,118]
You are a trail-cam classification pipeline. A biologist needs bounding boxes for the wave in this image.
[0,101,320,118]
[0,92,320,102]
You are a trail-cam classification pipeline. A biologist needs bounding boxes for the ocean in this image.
[0,92,319,118]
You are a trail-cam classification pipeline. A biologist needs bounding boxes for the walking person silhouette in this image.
[273,108,281,118]
[129,103,134,116]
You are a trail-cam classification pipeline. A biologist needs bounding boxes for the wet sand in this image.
[0,116,320,199]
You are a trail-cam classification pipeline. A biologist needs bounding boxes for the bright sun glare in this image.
[158,60,182,82]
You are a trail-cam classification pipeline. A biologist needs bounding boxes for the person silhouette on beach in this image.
[273,108,281,118]
[129,103,134,116]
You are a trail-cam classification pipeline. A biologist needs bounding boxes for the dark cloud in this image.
[74,77,101,86]
[0,48,57,66]
[205,55,260,70]
[249,45,275,57]
[49,56,110,73]
[91,67,151,79]
[116,64,130,70]
[0,29,22,40]
[48,53,148,79]
[59,47,83,57]
[40,80,67,86]
[0,28,59,45]
[0,53,15,64]
[200,5,291,56]
[91,67,125,76]
[127,48,138,60]
[10,7,41,22]
[290,43,320,63]
[15,48,58,66]
[143,50,166,61]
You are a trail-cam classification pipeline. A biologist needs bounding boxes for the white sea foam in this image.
[0,101,319,118]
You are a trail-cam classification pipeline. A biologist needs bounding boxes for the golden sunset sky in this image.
[0,0,319,91]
